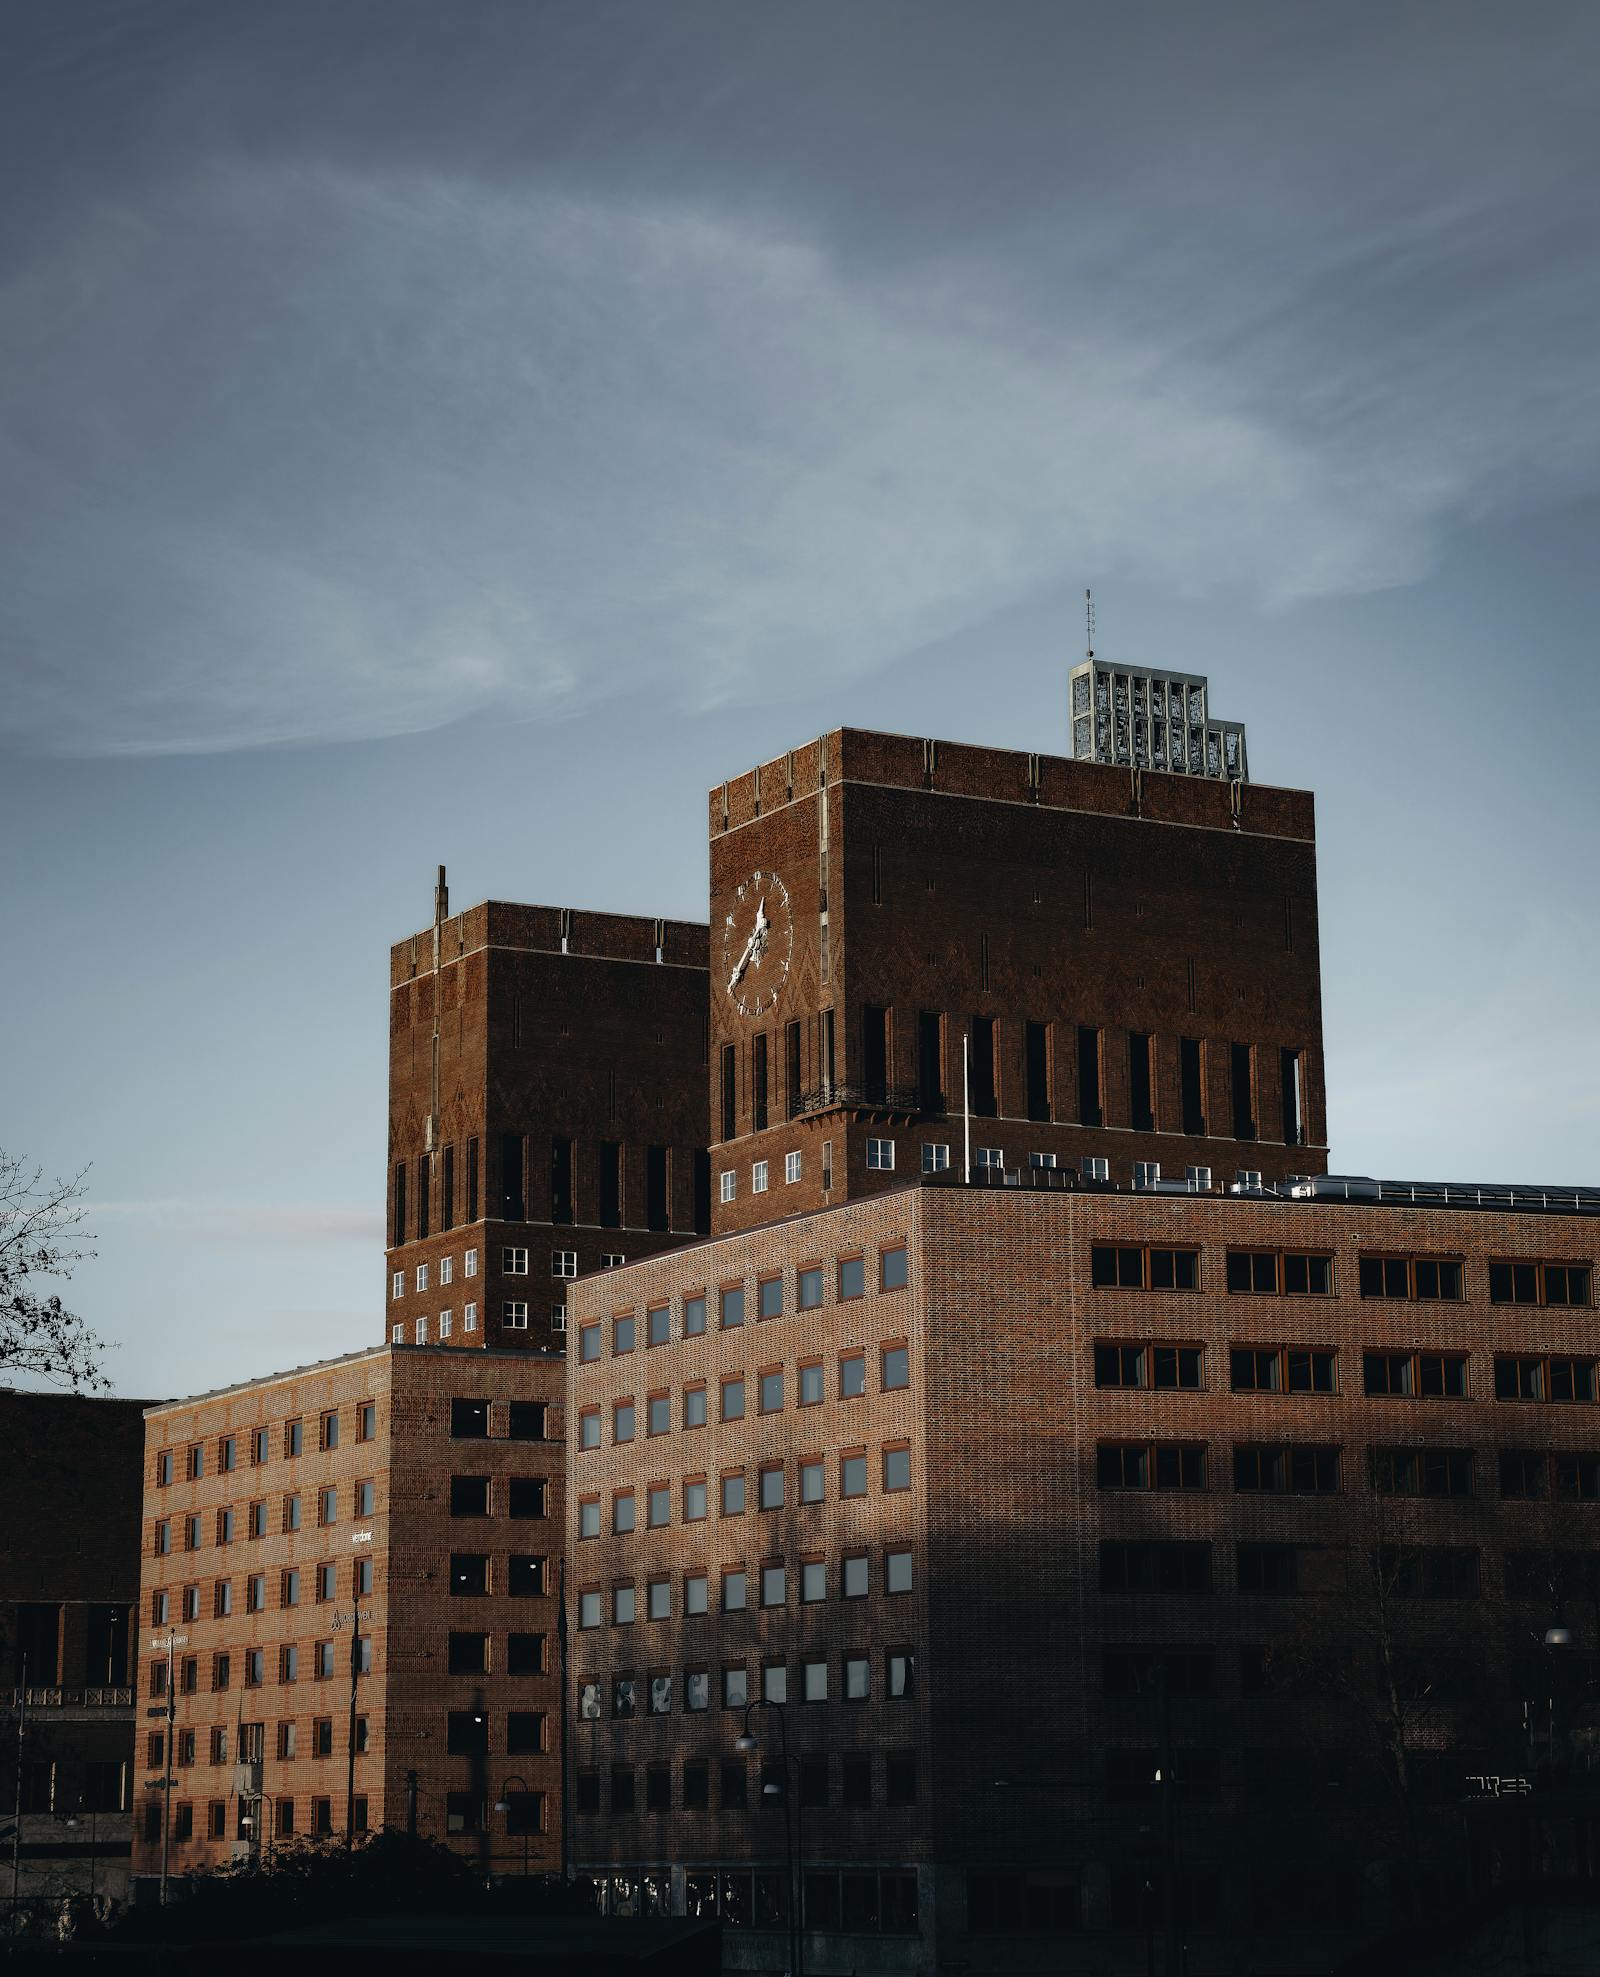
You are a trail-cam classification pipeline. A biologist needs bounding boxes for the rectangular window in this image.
[1093,1341,1203,1390]
[840,1351,867,1397]
[1129,1031,1155,1133]
[392,1160,407,1246]
[1075,1024,1102,1127]
[501,1133,525,1221]
[841,1451,868,1498]
[1370,1447,1474,1497]
[721,1473,746,1517]
[969,1015,997,1117]
[800,1457,824,1502]
[1358,1255,1465,1301]
[1022,1020,1050,1122]
[599,1141,622,1230]
[1489,1260,1593,1307]
[721,1044,737,1142]
[465,1136,479,1220]
[785,1149,802,1184]
[417,1152,431,1240]
[1230,1346,1336,1393]
[1091,1245,1200,1291]
[1234,1445,1341,1493]
[464,1246,477,1277]
[1097,1442,1207,1490]
[551,1250,577,1279]
[1363,1351,1469,1398]
[752,1159,769,1193]
[441,1142,455,1232]
[918,1011,943,1112]
[502,1301,528,1329]
[1099,1541,1213,1593]
[866,1137,895,1171]
[1226,1251,1334,1296]
[921,1141,949,1173]
[1180,1037,1206,1137]
[1493,1355,1597,1403]
[1281,1048,1304,1146]
[751,1028,770,1131]
[722,1377,745,1422]
[1381,1545,1480,1600]
[839,1255,866,1299]
[1230,1042,1256,1141]
[719,1170,736,1204]
[862,1004,888,1104]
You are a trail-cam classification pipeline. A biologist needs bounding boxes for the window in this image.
[1363,1351,1469,1398]
[845,1656,871,1703]
[800,1457,824,1503]
[1230,1345,1336,1393]
[1370,1447,1474,1498]
[439,1255,453,1285]
[1236,1543,1345,1596]
[613,1312,635,1355]
[976,1145,1004,1170]
[882,1343,909,1390]
[866,1138,895,1171]
[843,1553,869,1598]
[281,1568,300,1608]
[247,1501,266,1538]
[721,1472,746,1516]
[752,1160,769,1194]
[1381,1545,1480,1599]
[785,1150,802,1184]
[883,1446,911,1492]
[450,1398,489,1439]
[720,1286,745,1329]
[1099,1541,1213,1593]
[355,1479,375,1516]
[646,1392,670,1437]
[1494,1354,1598,1403]
[798,1266,824,1310]
[578,1591,602,1631]
[451,1554,489,1596]
[887,1648,915,1699]
[880,1245,908,1291]
[1358,1255,1464,1301]
[503,1246,529,1275]
[578,1321,601,1364]
[761,1565,786,1607]
[1226,1251,1334,1296]
[612,1489,636,1535]
[1233,1445,1341,1494]
[685,1573,709,1617]
[392,1272,405,1301]
[451,1475,490,1517]
[684,1384,707,1429]
[614,1400,636,1443]
[759,1464,785,1510]
[508,1633,545,1675]
[723,1667,749,1708]
[885,1549,913,1594]
[465,1246,478,1277]
[613,1585,636,1625]
[721,1377,745,1421]
[552,1251,578,1279]
[799,1360,824,1406]
[647,1304,671,1347]
[1097,1442,1207,1491]
[318,1486,337,1526]
[720,1170,736,1204]
[758,1276,783,1320]
[643,1483,669,1528]
[415,1314,429,1344]
[316,1563,335,1601]
[684,1293,707,1335]
[464,1302,478,1332]
[841,1452,868,1498]
[279,1643,298,1683]
[1091,1245,1200,1290]
[1490,1260,1592,1307]
[579,1497,601,1540]
[838,1256,866,1301]
[684,1479,708,1521]
[802,1558,827,1601]
[921,1142,949,1174]
[804,1659,828,1702]
[1093,1342,1203,1390]
[648,1578,672,1621]
[840,1352,867,1398]
[759,1368,784,1414]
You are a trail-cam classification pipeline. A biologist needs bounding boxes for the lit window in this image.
[785,1150,802,1184]
[921,1143,949,1174]
[719,1171,736,1204]
[551,1251,578,1280]
[752,1161,769,1194]
[866,1138,895,1171]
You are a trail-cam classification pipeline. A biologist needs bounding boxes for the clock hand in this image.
[728,925,760,992]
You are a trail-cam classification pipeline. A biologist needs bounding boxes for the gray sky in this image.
[3,2,1597,1398]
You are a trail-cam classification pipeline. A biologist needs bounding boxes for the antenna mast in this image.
[1085,588,1095,661]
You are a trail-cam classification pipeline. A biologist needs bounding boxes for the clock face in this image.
[721,869,794,1019]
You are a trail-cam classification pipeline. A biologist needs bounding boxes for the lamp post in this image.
[238,1792,276,1865]
[493,1774,533,1879]
[735,1698,801,1977]
[332,1603,363,1850]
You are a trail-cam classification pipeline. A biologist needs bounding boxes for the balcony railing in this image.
[789,1083,940,1120]
[10,1687,132,1709]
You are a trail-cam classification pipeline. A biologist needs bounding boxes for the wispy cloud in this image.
[4,132,1596,757]
[91,1198,381,1247]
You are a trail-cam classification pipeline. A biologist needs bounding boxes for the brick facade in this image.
[565,1178,1598,1966]
[386,890,710,1353]
[129,1345,564,1889]
[706,729,1327,1239]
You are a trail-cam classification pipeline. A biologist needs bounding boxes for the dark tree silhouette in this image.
[0,1148,108,1388]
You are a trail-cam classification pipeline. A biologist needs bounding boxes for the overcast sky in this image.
[3,1,1597,1399]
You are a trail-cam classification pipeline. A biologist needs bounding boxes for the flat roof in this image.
[143,1341,559,1419]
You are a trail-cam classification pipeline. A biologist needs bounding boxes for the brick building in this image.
[706,727,1326,1238]
[564,1174,1599,1969]
[129,1344,564,1893]
[1,1388,148,1911]
[386,875,710,1354]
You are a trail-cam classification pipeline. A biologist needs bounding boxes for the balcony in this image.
[789,1083,938,1121]
[9,1687,132,1711]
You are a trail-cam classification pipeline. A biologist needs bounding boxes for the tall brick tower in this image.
[706,709,1326,1236]
[386,874,711,1350]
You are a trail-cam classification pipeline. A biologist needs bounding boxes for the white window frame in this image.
[752,1160,769,1194]
[438,1309,452,1339]
[503,1247,529,1275]
[391,1271,405,1300]
[719,1169,736,1204]
[391,1324,404,1345]
[601,1253,626,1269]
[463,1302,478,1333]
[464,1248,478,1278]
[1029,1151,1057,1170]
[551,1251,578,1280]
[503,1301,530,1330]
[785,1150,802,1185]
[414,1316,428,1345]
[921,1142,950,1174]
[439,1256,454,1286]
[976,1145,1004,1169]
[551,1307,568,1332]
[415,1263,429,1293]
[866,1137,895,1171]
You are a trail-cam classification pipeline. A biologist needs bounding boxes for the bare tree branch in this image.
[0,1149,109,1390]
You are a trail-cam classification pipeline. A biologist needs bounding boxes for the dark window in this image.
[786,1021,803,1117]
[967,1869,1080,1935]
[683,1761,709,1810]
[1370,1447,1474,1497]
[1364,1351,1468,1398]
[450,1554,489,1596]
[508,1556,545,1597]
[392,1161,406,1247]
[1180,1037,1206,1137]
[1090,1245,1200,1291]
[599,1141,621,1229]
[1359,1255,1464,1301]
[1230,1042,1256,1140]
[1103,1646,1215,1699]
[447,1711,489,1755]
[1129,1032,1154,1132]
[509,1477,547,1518]
[550,1137,573,1226]
[753,1031,770,1129]
[1093,1340,1202,1390]
[800,1754,829,1807]
[917,1012,943,1112]
[1025,1022,1050,1122]
[886,1754,917,1805]
[448,1632,488,1674]
[1076,1025,1102,1127]
[1499,1450,1546,1499]
[507,1401,546,1441]
[611,1769,636,1814]
[720,1760,747,1811]
[646,1763,672,1812]
[1233,1445,1340,1493]
[466,1136,479,1220]
[450,1399,489,1439]
[450,1475,490,1517]
[646,1146,669,1232]
[841,1755,872,1807]
[969,1016,997,1117]
[1281,1048,1303,1146]
[507,1712,545,1756]
[1383,1545,1480,1600]
[441,1143,455,1232]
[1097,1442,1206,1490]
[721,1045,737,1141]
[1237,1543,1300,1595]
[575,1771,601,1815]
[507,1633,545,1675]
[417,1152,430,1240]
[1099,1541,1212,1593]
[500,1133,525,1221]
[862,1007,887,1104]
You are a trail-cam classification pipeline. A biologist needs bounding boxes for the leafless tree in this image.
[0,1149,108,1389]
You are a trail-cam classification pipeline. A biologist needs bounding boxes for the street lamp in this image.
[238,1792,277,1865]
[735,1699,802,1977]
[492,1774,535,1879]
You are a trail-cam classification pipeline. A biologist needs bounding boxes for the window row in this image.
[147,1640,373,1696]
[153,1405,378,1485]
[576,1751,920,1819]
[148,1718,369,1770]
[576,1549,914,1626]
[149,1557,373,1623]
[1101,1540,1508,1599]
[577,1646,916,1718]
[446,1474,550,1518]
[141,1795,371,1845]
[587,1865,919,1936]
[151,1483,378,1554]
[1095,1342,1600,1402]
[577,1250,909,1365]
[448,1553,550,1597]
[392,1248,478,1297]
[578,1356,910,1446]
[393,1306,479,1344]
[447,1398,550,1440]
[1094,1247,1591,1308]
[1097,1440,1532,1498]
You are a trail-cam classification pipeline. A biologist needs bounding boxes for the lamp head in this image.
[762,1781,781,1797]
[493,1799,510,1813]
[1545,1625,1573,1648]
[734,1732,757,1753]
